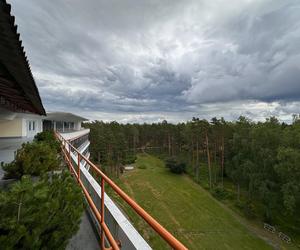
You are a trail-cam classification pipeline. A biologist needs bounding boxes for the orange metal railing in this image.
[55,132,188,250]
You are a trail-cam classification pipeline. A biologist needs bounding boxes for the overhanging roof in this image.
[0,0,45,115]
[46,112,88,122]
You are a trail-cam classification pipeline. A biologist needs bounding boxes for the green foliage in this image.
[165,157,186,174]
[138,164,147,169]
[85,115,300,237]
[34,131,60,152]
[275,147,300,215]
[211,186,231,200]
[122,154,137,165]
[0,172,83,250]
[234,200,257,219]
[3,142,60,179]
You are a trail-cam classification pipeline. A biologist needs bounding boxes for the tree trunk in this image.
[237,183,240,202]
[214,142,217,184]
[116,155,120,178]
[133,135,136,154]
[221,135,224,188]
[191,141,194,171]
[97,151,101,163]
[172,137,175,156]
[168,133,171,156]
[206,133,212,189]
[196,140,199,182]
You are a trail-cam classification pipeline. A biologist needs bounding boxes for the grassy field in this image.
[109,154,275,250]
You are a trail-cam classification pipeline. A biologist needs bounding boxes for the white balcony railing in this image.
[60,128,90,141]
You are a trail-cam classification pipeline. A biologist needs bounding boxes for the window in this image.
[28,121,36,131]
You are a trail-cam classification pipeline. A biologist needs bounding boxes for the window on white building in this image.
[28,121,36,131]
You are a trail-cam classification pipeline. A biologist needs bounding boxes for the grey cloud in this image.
[9,0,300,123]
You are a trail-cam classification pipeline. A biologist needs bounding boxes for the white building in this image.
[0,108,44,164]
[0,110,90,165]
[43,112,90,161]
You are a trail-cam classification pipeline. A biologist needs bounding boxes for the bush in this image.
[122,154,137,165]
[212,186,230,200]
[34,131,60,152]
[138,164,147,169]
[165,157,186,174]
[3,142,60,179]
[235,200,257,219]
[0,172,83,249]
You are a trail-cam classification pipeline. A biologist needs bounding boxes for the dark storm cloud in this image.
[9,0,300,122]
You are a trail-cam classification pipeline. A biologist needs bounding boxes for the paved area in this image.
[0,166,4,179]
[0,137,31,151]
[66,211,99,250]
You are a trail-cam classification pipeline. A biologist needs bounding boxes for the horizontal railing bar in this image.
[60,141,120,250]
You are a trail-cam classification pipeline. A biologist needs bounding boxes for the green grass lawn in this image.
[109,154,274,250]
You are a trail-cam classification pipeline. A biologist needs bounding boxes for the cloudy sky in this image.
[10,0,300,123]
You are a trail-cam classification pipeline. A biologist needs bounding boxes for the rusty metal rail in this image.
[55,132,188,250]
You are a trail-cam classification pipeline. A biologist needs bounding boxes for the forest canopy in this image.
[84,115,300,230]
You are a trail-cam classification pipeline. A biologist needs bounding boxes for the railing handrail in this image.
[55,132,188,250]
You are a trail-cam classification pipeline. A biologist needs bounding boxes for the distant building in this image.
[0,110,90,164]
[0,111,44,163]
[43,112,90,164]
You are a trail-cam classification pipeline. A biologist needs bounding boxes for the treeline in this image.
[83,116,300,224]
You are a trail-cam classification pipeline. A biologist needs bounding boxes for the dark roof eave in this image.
[0,0,45,115]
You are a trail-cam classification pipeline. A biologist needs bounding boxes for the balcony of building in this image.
[59,128,90,141]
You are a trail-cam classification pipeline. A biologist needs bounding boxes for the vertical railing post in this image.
[62,140,64,158]
[77,153,81,181]
[101,177,105,249]
[68,143,71,163]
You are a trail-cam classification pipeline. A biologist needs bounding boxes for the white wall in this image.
[75,121,82,130]
[0,112,44,165]
[24,118,43,138]
[0,118,23,137]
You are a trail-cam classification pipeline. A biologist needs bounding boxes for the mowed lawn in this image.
[110,154,272,250]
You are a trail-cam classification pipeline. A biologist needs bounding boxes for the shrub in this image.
[212,186,230,200]
[34,131,60,152]
[122,154,137,165]
[0,172,83,249]
[165,157,186,174]
[138,164,147,169]
[3,142,60,179]
[165,157,177,169]
[235,200,257,219]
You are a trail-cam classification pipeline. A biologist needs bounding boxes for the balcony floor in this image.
[66,210,99,250]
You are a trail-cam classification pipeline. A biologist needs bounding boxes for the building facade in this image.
[0,111,90,165]
[43,112,90,163]
[0,109,44,164]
